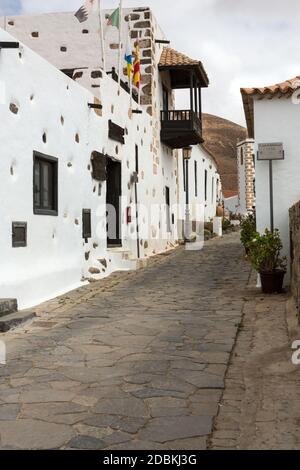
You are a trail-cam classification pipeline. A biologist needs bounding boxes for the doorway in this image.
[106,159,122,246]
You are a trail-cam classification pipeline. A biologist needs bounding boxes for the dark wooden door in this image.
[106,160,122,246]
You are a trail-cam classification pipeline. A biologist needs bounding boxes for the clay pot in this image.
[216,205,224,217]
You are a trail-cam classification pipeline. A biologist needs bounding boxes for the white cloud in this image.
[15,0,300,125]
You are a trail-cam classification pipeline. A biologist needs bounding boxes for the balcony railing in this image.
[160,109,203,148]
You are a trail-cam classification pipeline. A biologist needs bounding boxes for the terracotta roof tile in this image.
[241,76,300,97]
[159,47,200,68]
[223,190,238,199]
[159,47,209,86]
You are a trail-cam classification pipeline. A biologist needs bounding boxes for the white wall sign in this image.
[258,143,284,161]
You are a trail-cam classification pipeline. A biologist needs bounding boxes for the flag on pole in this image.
[133,41,141,89]
[75,0,97,23]
[124,32,133,82]
[106,7,120,29]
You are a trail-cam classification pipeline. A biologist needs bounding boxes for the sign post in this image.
[257,143,284,232]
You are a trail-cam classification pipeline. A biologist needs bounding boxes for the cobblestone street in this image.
[0,233,251,449]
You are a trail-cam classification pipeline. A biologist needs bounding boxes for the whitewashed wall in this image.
[224,196,239,214]
[237,145,247,214]
[177,145,220,238]
[0,28,177,309]
[253,96,300,280]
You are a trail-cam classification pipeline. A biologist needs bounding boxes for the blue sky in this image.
[1,0,299,126]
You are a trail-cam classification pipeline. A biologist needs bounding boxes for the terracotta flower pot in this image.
[216,205,224,217]
[260,270,286,294]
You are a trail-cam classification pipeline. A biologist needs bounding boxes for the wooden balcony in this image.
[160,110,203,149]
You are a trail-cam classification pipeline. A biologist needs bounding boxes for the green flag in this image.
[107,7,120,29]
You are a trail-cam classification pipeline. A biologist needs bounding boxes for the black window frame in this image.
[33,151,58,216]
[204,169,208,201]
[82,209,92,240]
[12,221,27,248]
[194,161,198,197]
[165,186,171,233]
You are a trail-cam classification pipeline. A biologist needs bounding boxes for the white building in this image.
[236,139,255,215]
[241,75,300,277]
[0,7,220,310]
[223,191,239,215]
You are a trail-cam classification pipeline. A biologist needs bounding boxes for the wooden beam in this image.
[88,103,103,110]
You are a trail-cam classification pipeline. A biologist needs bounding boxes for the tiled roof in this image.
[160,47,200,68]
[241,76,300,138]
[223,190,238,199]
[241,76,300,97]
[159,47,209,86]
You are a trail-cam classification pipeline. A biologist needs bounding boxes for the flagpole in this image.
[118,0,123,88]
[138,30,142,107]
[129,14,133,108]
[98,0,106,72]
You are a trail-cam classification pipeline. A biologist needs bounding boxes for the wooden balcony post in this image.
[190,71,194,115]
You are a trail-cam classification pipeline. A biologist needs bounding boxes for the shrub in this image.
[247,229,286,273]
[240,214,256,250]
[222,218,231,231]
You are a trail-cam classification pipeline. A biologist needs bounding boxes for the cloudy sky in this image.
[1,0,300,126]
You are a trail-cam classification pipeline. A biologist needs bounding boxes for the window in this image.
[204,169,208,201]
[194,161,198,197]
[165,186,171,233]
[240,148,244,166]
[12,222,27,248]
[135,145,139,174]
[33,152,58,215]
[82,209,92,240]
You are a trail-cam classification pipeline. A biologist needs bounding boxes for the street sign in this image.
[258,143,284,161]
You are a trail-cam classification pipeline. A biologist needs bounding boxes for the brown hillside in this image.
[202,114,247,192]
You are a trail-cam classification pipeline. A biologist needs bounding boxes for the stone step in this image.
[0,310,36,333]
[0,299,18,318]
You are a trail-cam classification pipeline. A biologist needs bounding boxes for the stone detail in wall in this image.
[9,102,19,114]
[289,201,300,324]
[134,21,151,29]
[99,259,107,269]
[89,267,100,274]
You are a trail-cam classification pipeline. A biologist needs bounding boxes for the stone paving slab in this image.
[0,233,250,450]
[210,271,300,450]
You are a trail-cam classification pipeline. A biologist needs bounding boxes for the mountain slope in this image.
[202,113,247,192]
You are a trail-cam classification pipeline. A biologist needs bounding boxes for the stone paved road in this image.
[0,233,250,450]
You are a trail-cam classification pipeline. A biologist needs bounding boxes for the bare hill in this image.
[202,113,247,192]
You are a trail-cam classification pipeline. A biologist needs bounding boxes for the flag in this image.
[124,32,133,81]
[74,0,97,23]
[106,7,120,29]
[133,41,141,89]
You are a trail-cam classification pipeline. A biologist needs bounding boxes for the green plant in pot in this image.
[240,213,256,254]
[247,229,287,294]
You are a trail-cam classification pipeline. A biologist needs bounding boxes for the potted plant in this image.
[240,214,256,255]
[247,229,287,294]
